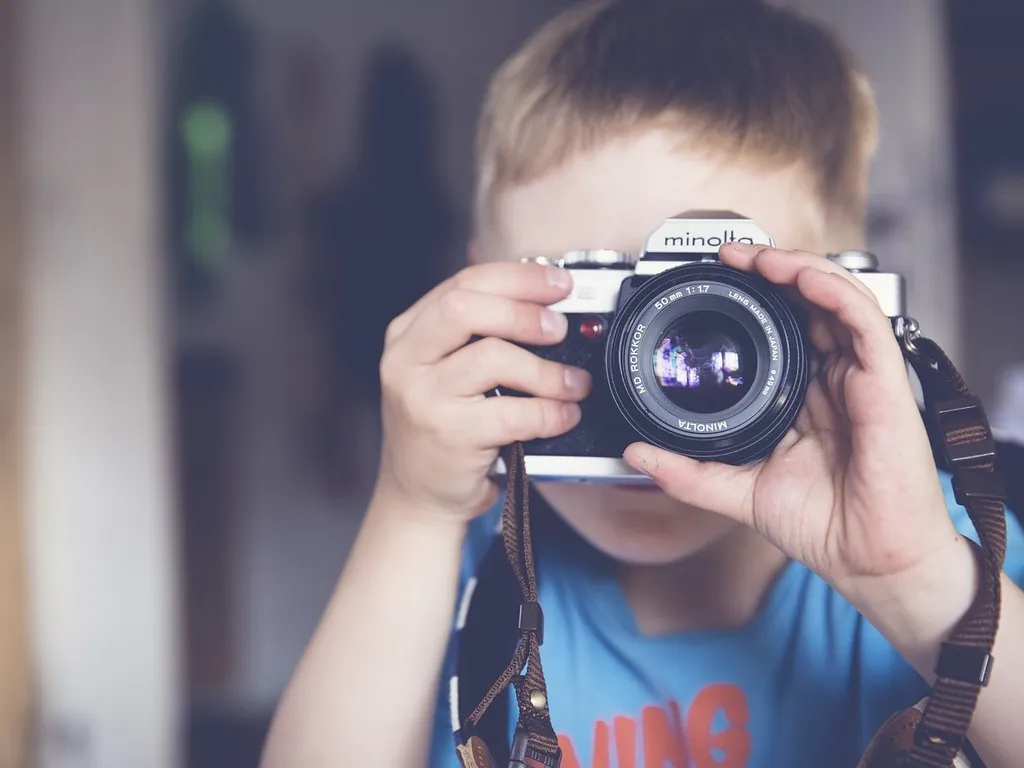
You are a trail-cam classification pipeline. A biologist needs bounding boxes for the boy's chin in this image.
[535,482,741,566]
[581,526,739,566]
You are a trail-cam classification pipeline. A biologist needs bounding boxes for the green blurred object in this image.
[182,102,233,269]
[165,0,269,305]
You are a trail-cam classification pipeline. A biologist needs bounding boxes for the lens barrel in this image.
[605,263,809,465]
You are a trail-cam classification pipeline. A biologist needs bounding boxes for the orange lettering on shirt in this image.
[557,720,611,768]
[687,683,752,768]
[593,720,611,768]
[558,734,581,768]
[556,684,752,768]
[642,703,688,767]
[614,716,637,768]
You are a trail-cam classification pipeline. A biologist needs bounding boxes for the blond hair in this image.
[475,0,878,242]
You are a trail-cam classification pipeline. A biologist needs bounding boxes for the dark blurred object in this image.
[188,703,271,768]
[866,205,901,242]
[166,0,272,304]
[948,0,1024,252]
[175,350,240,693]
[994,438,1024,528]
[302,43,456,489]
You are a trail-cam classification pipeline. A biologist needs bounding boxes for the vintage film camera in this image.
[493,211,905,482]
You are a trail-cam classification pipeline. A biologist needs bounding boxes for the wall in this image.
[20,0,182,766]
[783,0,963,366]
[784,0,1024,426]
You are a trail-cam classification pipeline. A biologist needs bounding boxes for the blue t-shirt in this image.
[428,471,1024,768]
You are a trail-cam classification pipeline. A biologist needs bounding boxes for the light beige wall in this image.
[19,0,182,765]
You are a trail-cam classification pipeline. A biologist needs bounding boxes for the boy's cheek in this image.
[465,235,517,266]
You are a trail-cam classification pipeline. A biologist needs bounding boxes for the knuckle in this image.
[479,339,516,382]
[379,351,399,388]
[380,365,408,405]
[473,336,507,370]
[382,364,436,428]
[495,399,525,439]
[383,315,405,345]
[400,389,435,431]
[440,287,473,325]
[833,267,878,302]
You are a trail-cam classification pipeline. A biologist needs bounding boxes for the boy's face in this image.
[477,128,831,565]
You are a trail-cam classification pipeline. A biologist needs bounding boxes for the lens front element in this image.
[653,311,757,415]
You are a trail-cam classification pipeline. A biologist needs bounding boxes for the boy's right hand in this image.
[374,261,592,525]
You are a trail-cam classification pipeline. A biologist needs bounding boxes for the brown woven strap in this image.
[463,442,561,767]
[900,336,1008,767]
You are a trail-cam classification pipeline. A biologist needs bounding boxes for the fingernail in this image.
[546,266,572,289]
[564,367,591,393]
[563,402,582,424]
[541,309,567,337]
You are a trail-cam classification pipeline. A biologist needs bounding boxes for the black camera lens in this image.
[605,262,809,465]
[652,311,758,415]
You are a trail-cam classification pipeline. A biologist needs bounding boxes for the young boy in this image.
[261,1,1024,766]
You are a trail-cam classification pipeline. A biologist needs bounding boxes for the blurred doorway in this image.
[0,0,29,764]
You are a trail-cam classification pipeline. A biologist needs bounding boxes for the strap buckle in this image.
[913,722,966,753]
[935,642,994,687]
[951,467,1007,508]
[934,397,997,467]
[509,729,561,768]
[519,601,544,645]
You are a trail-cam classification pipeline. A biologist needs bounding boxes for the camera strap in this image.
[893,333,1007,768]
[454,325,1009,768]
[455,440,563,768]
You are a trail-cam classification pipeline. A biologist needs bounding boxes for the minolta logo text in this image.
[642,217,774,256]
[664,230,756,248]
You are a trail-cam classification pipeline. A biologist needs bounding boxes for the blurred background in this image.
[2,0,1024,766]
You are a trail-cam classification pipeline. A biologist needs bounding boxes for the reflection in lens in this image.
[653,311,757,414]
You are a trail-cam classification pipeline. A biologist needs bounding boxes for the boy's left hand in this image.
[623,242,969,611]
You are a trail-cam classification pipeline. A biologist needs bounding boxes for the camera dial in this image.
[527,250,635,269]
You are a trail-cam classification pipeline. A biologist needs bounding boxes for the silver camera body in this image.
[493,211,906,484]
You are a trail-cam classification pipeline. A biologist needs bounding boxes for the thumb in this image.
[623,443,757,526]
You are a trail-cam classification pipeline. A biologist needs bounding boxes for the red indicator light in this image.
[579,316,605,341]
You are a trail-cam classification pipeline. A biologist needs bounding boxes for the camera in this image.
[492,210,906,483]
